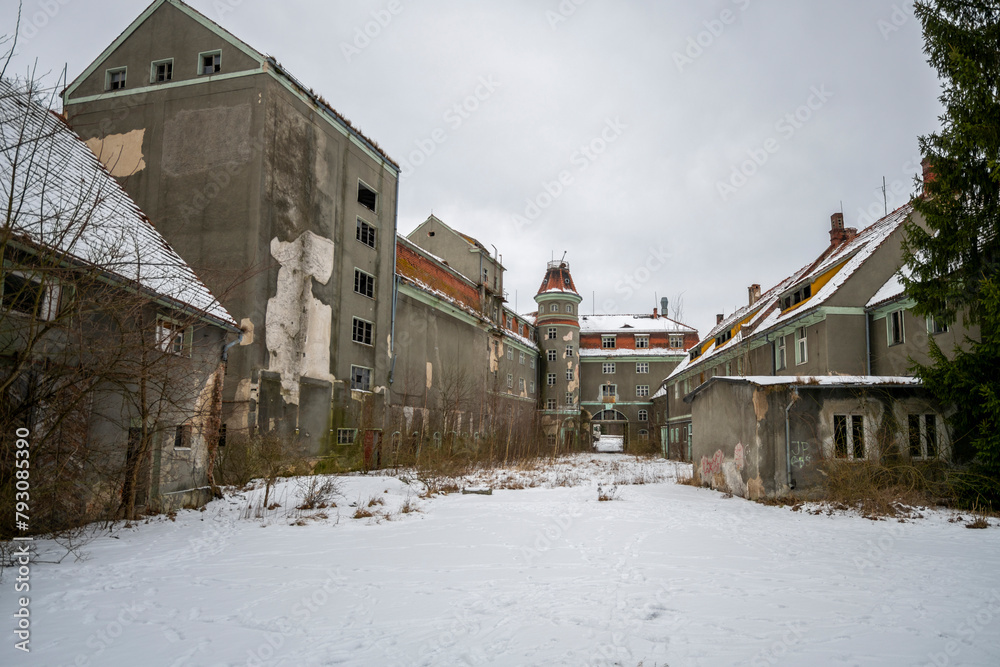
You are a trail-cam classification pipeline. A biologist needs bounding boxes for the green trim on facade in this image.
[398,283,483,328]
[64,68,262,106]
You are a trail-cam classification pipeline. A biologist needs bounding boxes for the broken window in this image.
[636,385,649,397]
[354,269,375,299]
[638,410,648,422]
[834,414,864,460]
[519,378,526,392]
[565,392,574,406]
[547,373,556,386]
[357,181,377,212]
[337,428,357,445]
[200,51,221,75]
[547,327,557,340]
[156,316,190,356]
[350,365,371,391]
[636,362,649,374]
[356,219,377,248]
[519,351,525,365]
[352,317,373,346]
[2,271,59,320]
[909,414,939,459]
[173,424,192,449]
[507,373,513,388]
[152,59,172,83]
[546,399,556,410]
[106,67,126,90]
[565,369,574,381]
[547,349,557,362]
[565,345,574,357]
[603,363,615,374]
[600,384,617,399]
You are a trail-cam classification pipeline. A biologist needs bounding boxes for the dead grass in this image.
[818,459,945,519]
[597,485,618,501]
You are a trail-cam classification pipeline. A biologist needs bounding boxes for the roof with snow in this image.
[536,260,579,296]
[684,375,921,402]
[669,203,912,380]
[579,314,696,334]
[1,80,238,329]
[580,347,687,358]
[867,267,910,309]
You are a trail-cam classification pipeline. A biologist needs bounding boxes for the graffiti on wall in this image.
[790,441,811,470]
[700,449,724,478]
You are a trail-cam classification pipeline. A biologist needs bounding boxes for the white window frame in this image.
[2,270,60,321]
[635,335,649,349]
[600,384,617,399]
[669,334,684,349]
[156,315,191,356]
[547,349,557,362]
[565,391,574,406]
[546,398,557,410]
[354,268,376,299]
[351,316,374,346]
[547,373,556,386]
[357,179,378,213]
[547,327,557,340]
[356,217,377,249]
[550,304,558,312]
[565,345,574,357]
[507,346,513,360]
[529,381,535,394]
[795,327,808,365]
[775,336,787,371]
[603,362,616,374]
[350,365,372,392]
[506,373,513,388]
[518,378,526,392]
[529,357,536,369]
[565,368,574,381]
[602,335,616,349]
[926,316,948,335]
[565,304,573,313]
[636,362,649,374]
[636,385,649,397]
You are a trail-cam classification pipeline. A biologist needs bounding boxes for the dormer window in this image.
[199,51,221,75]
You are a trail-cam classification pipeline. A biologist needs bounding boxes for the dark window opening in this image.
[358,182,377,212]
[908,414,921,457]
[925,414,937,458]
[352,317,373,345]
[356,219,376,248]
[108,69,126,90]
[174,424,192,449]
[218,424,227,447]
[202,52,221,75]
[834,414,848,458]
[351,366,371,391]
[851,416,864,459]
[155,61,172,82]
[354,269,375,299]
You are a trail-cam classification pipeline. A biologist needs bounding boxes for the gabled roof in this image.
[1,80,238,329]
[62,0,396,170]
[669,203,913,380]
[579,314,696,334]
[395,235,482,316]
[683,375,921,403]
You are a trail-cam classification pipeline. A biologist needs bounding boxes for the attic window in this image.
[200,51,221,75]
[106,67,126,91]
[151,59,173,83]
[358,181,378,212]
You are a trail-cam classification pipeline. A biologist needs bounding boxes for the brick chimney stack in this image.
[716,313,724,325]
[748,283,761,306]
[653,307,658,318]
[921,157,936,196]
[829,212,857,245]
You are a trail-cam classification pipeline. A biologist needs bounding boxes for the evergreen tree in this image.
[903,1,1000,491]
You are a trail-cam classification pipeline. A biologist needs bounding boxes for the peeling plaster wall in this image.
[85,129,146,177]
[265,231,335,405]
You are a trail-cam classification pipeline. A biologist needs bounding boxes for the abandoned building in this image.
[61,0,399,456]
[653,194,966,498]
[1,79,240,517]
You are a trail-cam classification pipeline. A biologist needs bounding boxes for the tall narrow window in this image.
[547,349,557,362]
[834,414,848,458]
[888,310,905,345]
[356,219,376,248]
[547,373,556,386]
[795,327,808,365]
[851,416,865,460]
[354,269,375,299]
[775,336,787,371]
[174,424,192,449]
[908,414,922,457]
[925,414,938,458]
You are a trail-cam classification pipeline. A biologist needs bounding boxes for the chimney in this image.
[716,313,724,325]
[660,296,669,317]
[653,307,658,318]
[829,212,848,245]
[748,283,761,306]
[921,157,936,195]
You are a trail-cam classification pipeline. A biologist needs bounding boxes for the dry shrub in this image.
[818,459,949,518]
[597,484,618,501]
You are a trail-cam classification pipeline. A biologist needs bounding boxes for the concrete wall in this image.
[63,2,398,455]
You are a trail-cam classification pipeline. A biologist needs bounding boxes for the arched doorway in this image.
[592,409,628,452]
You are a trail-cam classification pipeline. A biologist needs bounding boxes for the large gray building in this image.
[62,0,399,455]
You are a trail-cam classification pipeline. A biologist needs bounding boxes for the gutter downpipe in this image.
[785,386,799,491]
[222,331,244,362]
[865,311,872,376]
[389,174,400,388]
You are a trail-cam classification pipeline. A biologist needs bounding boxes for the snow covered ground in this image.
[5,454,1000,666]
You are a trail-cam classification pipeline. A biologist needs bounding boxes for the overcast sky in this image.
[4,0,942,335]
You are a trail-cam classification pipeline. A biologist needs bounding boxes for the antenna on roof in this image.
[881,177,887,216]
[560,251,567,264]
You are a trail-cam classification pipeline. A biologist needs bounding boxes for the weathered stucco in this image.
[85,129,146,177]
[161,104,253,177]
[265,231,335,405]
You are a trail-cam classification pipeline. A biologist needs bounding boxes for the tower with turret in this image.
[534,258,583,450]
